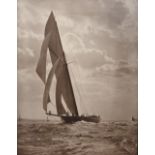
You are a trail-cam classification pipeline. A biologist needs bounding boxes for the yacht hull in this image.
[61,115,100,123]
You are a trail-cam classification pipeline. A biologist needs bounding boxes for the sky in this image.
[17,0,137,120]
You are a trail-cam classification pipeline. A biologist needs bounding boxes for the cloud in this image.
[18,0,137,69]
[18,28,43,41]
[17,47,36,69]
[61,31,137,79]
[56,15,74,28]
[92,60,137,78]
[62,32,86,54]
[18,47,34,57]
[61,32,118,70]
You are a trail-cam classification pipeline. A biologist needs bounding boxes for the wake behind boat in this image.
[36,11,100,123]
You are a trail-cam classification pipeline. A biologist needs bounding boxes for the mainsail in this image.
[36,11,79,116]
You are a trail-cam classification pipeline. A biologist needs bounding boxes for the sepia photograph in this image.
[17,0,138,154]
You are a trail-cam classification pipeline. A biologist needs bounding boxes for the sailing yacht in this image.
[36,11,100,123]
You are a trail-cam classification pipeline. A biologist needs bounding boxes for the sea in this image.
[18,119,137,155]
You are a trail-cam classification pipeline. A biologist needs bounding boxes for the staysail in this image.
[36,11,79,116]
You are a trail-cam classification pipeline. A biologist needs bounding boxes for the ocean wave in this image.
[18,120,137,155]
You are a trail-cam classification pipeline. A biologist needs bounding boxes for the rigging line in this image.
[69,65,87,114]
[74,61,88,113]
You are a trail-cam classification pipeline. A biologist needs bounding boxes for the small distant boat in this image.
[132,116,137,122]
[36,11,100,123]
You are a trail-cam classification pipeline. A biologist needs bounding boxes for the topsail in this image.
[36,12,79,116]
